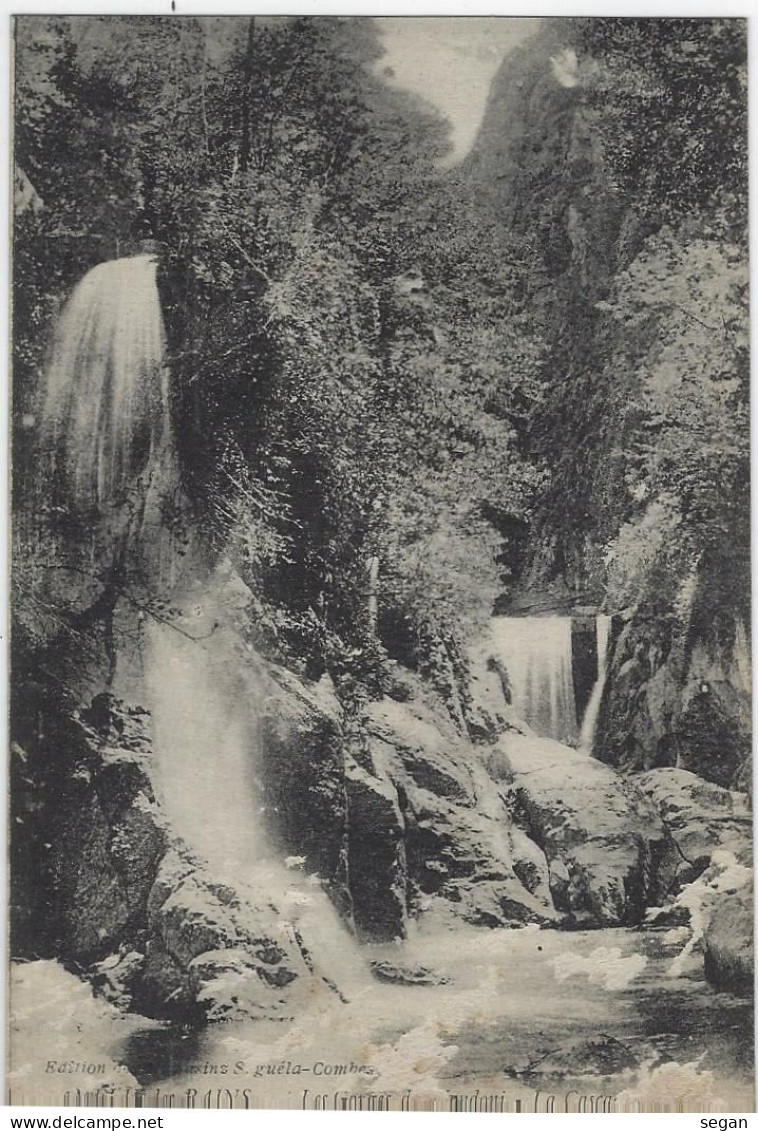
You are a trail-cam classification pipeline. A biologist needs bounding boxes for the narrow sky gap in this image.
[374,17,539,164]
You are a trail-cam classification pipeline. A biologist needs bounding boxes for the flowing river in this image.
[10,924,753,1111]
[16,253,751,1115]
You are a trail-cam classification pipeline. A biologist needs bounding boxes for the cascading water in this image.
[41,254,173,512]
[37,253,366,1003]
[491,616,578,744]
[579,614,612,753]
[145,580,367,999]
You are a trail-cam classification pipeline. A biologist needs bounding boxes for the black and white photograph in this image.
[8,12,753,1113]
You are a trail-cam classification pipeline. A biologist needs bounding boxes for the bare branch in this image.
[227,236,273,286]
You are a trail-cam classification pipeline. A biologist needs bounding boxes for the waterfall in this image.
[38,253,366,998]
[145,576,367,999]
[491,616,578,744]
[40,254,173,512]
[579,614,612,753]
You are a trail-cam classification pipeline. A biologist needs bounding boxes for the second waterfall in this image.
[491,616,578,744]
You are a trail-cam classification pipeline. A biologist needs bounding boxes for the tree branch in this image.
[39,564,217,646]
[228,236,273,286]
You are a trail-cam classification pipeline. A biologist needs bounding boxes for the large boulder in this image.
[645,849,753,992]
[364,697,558,930]
[485,730,669,926]
[11,683,310,1023]
[147,858,304,1021]
[635,767,751,892]
[703,883,754,995]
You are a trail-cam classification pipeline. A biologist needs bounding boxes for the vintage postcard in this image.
[8,13,753,1112]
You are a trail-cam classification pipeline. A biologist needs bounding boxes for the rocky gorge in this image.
[10,13,751,1110]
[11,593,752,1032]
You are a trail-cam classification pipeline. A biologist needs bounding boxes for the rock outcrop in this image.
[17,620,740,1027]
[258,667,350,918]
[485,730,669,926]
[362,697,559,931]
[11,680,308,1022]
[703,882,754,995]
[596,606,751,792]
[258,668,559,940]
[643,849,753,993]
[635,767,751,894]
[634,766,753,995]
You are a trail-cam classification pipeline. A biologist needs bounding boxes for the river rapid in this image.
[10,922,753,1112]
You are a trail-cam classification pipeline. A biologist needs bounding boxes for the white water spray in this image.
[41,255,172,511]
[145,586,367,1000]
[579,614,612,753]
[41,255,366,1002]
[491,616,578,743]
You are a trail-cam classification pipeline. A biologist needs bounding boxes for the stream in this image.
[14,597,743,1112]
[10,924,753,1111]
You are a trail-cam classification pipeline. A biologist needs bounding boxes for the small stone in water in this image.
[370,961,450,987]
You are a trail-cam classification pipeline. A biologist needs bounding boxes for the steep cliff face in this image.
[12,614,689,1026]
[596,595,751,789]
[464,22,750,788]
[11,676,310,1023]
[464,25,638,598]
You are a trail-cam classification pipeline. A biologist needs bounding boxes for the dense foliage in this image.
[14,16,749,728]
[13,15,538,693]
[466,17,748,633]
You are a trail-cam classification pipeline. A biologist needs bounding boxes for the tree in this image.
[14,15,536,697]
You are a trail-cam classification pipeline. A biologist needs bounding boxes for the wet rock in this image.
[152,874,241,968]
[109,796,168,922]
[136,938,194,1018]
[676,630,752,789]
[509,824,553,904]
[366,698,558,928]
[146,849,195,922]
[635,768,751,891]
[188,948,296,1022]
[595,605,751,790]
[344,757,407,943]
[644,903,691,929]
[523,1034,640,1078]
[571,616,598,725]
[703,883,753,995]
[653,849,753,985]
[81,692,126,736]
[147,851,306,1019]
[258,667,348,909]
[403,779,558,928]
[12,682,307,1023]
[53,791,131,961]
[260,666,562,935]
[384,665,417,704]
[486,732,669,926]
[93,749,154,822]
[370,961,450,986]
[91,949,146,1010]
[367,697,476,803]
